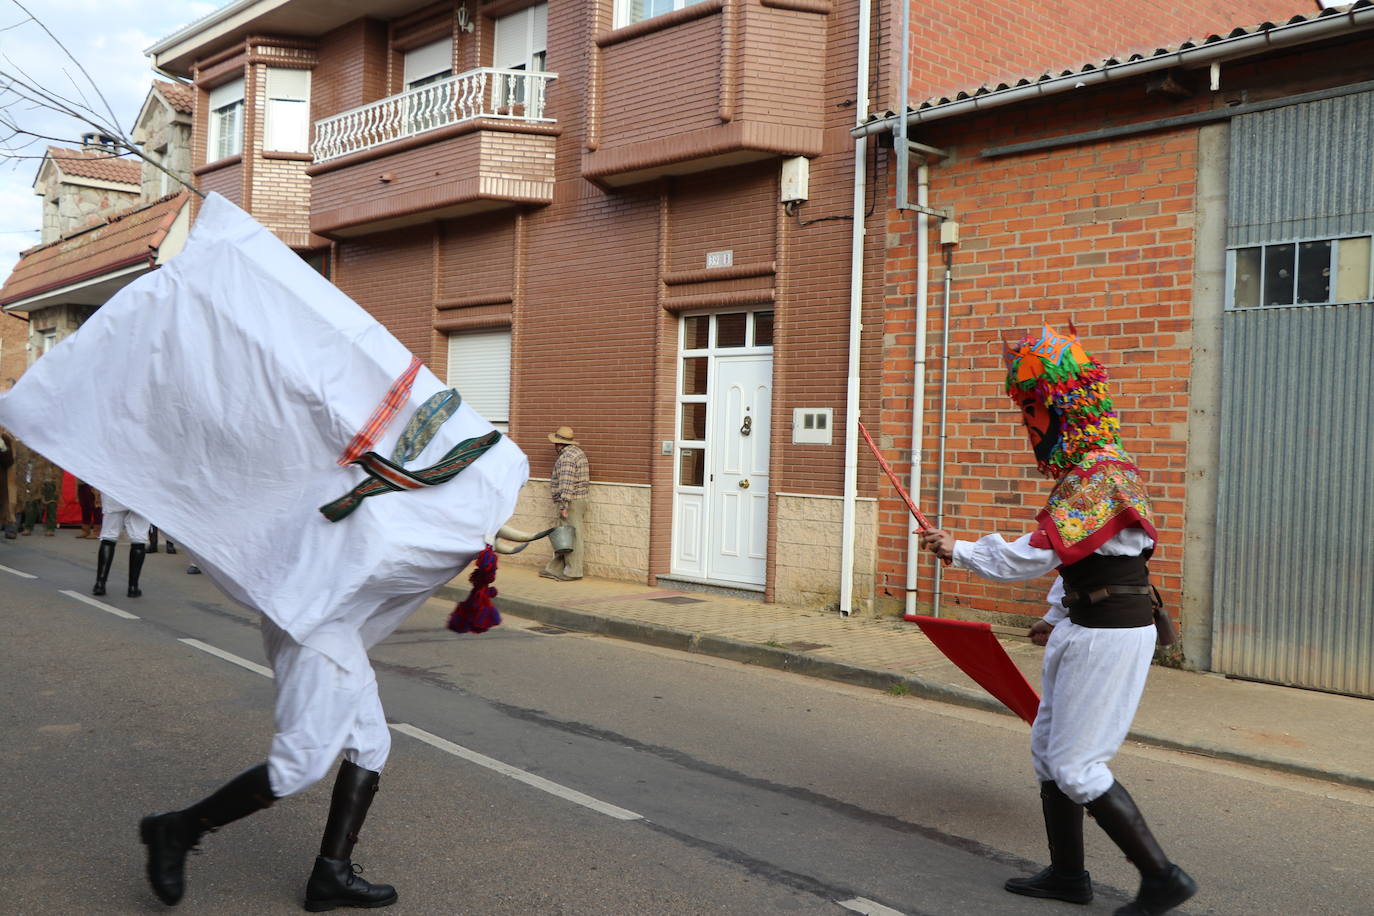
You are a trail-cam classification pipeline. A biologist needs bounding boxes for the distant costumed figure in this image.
[0,194,553,911]
[921,325,1195,916]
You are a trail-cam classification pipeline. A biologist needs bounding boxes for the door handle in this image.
[738,479,750,489]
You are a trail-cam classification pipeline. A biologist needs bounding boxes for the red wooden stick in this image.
[857,421,950,564]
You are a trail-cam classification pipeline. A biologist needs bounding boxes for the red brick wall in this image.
[334,225,437,361]
[904,1,1315,102]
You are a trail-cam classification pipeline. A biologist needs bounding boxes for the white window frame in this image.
[614,0,706,29]
[264,68,311,153]
[206,77,245,162]
[1226,234,1374,310]
[447,329,512,434]
[493,4,548,109]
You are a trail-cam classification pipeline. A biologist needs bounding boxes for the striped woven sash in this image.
[320,430,501,522]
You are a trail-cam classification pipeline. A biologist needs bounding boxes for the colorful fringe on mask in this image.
[1005,325,1125,477]
[447,546,502,634]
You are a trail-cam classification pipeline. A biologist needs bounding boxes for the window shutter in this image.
[447,329,511,430]
[404,38,454,86]
[208,77,245,111]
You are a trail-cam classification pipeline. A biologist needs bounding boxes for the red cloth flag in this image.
[911,616,1040,725]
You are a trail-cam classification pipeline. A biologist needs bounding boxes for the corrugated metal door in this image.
[1213,94,1374,697]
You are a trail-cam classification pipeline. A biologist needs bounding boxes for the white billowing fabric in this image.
[98,495,151,544]
[0,195,529,794]
[952,526,1156,803]
[0,193,528,674]
[262,618,390,796]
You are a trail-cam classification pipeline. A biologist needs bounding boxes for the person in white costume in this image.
[0,194,533,911]
[920,326,1195,916]
[91,493,151,597]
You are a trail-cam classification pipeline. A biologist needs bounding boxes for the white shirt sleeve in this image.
[951,528,1156,626]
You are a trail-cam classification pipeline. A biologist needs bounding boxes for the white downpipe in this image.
[839,0,873,616]
[903,162,930,617]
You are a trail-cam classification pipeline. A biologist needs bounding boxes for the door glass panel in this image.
[678,448,705,487]
[681,402,706,439]
[683,316,709,350]
[1263,243,1295,306]
[1232,247,1261,308]
[682,357,707,395]
[717,313,746,347]
[1296,240,1332,304]
[753,311,774,347]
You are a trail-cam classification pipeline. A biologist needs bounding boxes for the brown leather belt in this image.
[1062,584,1153,607]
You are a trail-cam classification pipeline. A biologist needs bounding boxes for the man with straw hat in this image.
[541,426,588,581]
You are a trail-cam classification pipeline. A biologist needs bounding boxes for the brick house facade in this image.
[869,2,1374,696]
[146,0,1315,619]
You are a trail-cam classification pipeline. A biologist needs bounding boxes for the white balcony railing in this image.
[311,68,556,163]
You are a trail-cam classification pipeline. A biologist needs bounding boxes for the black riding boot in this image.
[139,763,277,906]
[92,539,116,595]
[1086,781,1197,915]
[127,542,147,597]
[166,539,177,554]
[303,759,398,911]
[147,527,159,553]
[1005,780,1093,904]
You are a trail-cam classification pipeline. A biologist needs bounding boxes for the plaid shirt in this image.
[550,445,589,508]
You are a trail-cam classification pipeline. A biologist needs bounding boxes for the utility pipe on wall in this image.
[931,243,953,617]
[839,0,873,615]
[903,161,930,617]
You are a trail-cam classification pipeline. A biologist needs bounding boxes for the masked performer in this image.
[0,194,532,911]
[920,326,1194,916]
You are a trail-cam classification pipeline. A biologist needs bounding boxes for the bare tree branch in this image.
[5,0,121,131]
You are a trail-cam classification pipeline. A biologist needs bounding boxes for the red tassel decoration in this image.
[447,546,502,634]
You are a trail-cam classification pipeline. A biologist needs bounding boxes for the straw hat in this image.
[548,426,578,445]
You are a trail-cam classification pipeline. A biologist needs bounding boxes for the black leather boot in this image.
[147,527,159,553]
[92,539,116,595]
[303,760,397,911]
[139,763,276,906]
[127,543,147,597]
[166,539,178,555]
[1086,781,1197,915]
[1005,780,1093,904]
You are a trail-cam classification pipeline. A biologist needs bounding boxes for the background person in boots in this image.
[75,478,97,538]
[0,429,13,538]
[540,425,589,581]
[920,325,1195,916]
[92,493,150,597]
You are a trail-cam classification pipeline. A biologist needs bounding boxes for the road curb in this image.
[440,586,1374,793]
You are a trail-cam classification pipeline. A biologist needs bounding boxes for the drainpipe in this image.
[903,161,930,617]
[931,242,953,616]
[839,0,873,616]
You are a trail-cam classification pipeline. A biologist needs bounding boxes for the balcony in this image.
[306,68,559,237]
[583,0,829,187]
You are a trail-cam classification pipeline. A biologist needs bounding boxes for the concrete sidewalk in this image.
[441,564,1374,792]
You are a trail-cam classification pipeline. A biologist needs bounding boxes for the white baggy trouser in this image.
[261,618,391,798]
[99,495,150,544]
[1030,620,1156,804]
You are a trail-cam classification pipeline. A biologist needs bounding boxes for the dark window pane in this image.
[717,313,746,347]
[1263,243,1295,306]
[1296,240,1332,304]
[1232,247,1261,308]
[680,402,706,440]
[754,311,774,347]
[681,357,707,395]
[679,448,705,487]
[683,316,709,349]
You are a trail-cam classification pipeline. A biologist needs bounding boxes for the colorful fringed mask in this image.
[1004,325,1122,477]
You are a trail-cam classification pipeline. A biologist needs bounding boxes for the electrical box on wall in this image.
[781,157,809,203]
[792,408,832,444]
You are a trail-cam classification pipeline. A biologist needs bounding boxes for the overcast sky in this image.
[0,0,220,277]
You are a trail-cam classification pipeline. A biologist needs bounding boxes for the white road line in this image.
[59,589,139,619]
[391,722,643,822]
[178,639,274,679]
[838,898,906,916]
[0,563,37,579]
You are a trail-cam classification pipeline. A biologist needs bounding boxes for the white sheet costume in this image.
[0,193,528,909]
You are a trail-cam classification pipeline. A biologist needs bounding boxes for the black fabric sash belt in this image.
[1062,584,1154,628]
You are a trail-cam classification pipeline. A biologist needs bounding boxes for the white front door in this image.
[707,356,771,584]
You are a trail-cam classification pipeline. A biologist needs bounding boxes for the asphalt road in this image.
[3,533,1372,915]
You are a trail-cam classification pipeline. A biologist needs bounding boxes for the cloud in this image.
[0,0,213,276]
